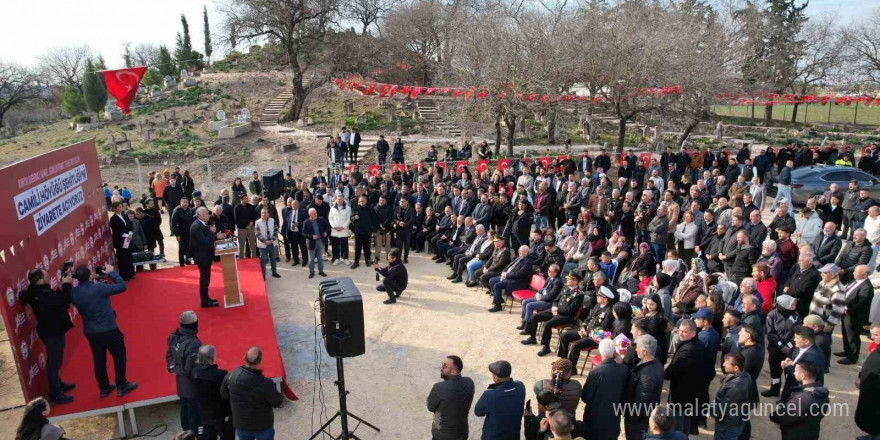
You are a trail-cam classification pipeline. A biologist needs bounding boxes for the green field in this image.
[712,103,880,126]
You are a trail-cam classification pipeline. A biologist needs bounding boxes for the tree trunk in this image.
[284,73,306,122]
[546,111,556,144]
[790,102,799,123]
[617,118,627,153]
[679,119,698,145]
[494,115,502,156]
[764,103,773,123]
[505,113,516,156]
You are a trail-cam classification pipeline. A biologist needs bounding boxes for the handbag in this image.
[132,251,155,263]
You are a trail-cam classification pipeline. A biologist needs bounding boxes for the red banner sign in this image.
[0,140,113,402]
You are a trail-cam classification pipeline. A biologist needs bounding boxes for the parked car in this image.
[769,165,880,205]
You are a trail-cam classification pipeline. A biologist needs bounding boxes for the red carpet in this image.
[52,259,285,417]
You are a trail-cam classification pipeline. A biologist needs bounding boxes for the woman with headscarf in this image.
[662,259,682,292]
[15,397,65,440]
[533,359,582,416]
[672,271,706,319]
[588,225,606,256]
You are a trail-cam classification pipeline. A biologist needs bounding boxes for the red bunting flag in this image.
[463,90,473,101]
[400,85,412,95]
[334,78,345,90]
[410,86,423,99]
[477,90,489,99]
[451,89,462,98]
[362,82,377,96]
[378,84,390,97]
[525,93,538,101]
[100,66,147,114]
[388,85,399,98]
[439,88,450,94]
[425,87,436,96]
[539,94,549,102]
[496,91,508,99]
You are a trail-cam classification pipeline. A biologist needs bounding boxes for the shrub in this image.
[74,115,92,124]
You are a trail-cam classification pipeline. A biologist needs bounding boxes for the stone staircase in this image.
[259,88,293,127]
[416,98,462,137]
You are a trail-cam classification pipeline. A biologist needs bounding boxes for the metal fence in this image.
[101,157,295,204]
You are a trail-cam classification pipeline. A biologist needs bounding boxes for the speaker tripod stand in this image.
[308,357,380,440]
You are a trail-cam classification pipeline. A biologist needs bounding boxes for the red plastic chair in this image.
[507,274,546,313]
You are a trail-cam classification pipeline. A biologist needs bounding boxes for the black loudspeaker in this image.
[318,278,365,358]
[261,169,284,200]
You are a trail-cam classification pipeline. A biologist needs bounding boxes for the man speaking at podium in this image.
[192,207,223,308]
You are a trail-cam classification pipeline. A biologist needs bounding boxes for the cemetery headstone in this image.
[144,129,153,142]
[715,122,724,141]
[164,76,177,89]
[180,69,189,78]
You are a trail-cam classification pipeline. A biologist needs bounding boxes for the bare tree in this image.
[0,61,41,129]
[218,0,338,122]
[788,14,844,122]
[131,43,161,67]
[36,44,93,92]
[343,0,399,35]
[844,7,880,85]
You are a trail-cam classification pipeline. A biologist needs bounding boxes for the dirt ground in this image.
[0,193,870,440]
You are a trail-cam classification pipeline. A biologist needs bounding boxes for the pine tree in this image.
[157,45,176,77]
[82,59,107,117]
[123,43,133,68]
[203,5,213,65]
[60,87,86,117]
[175,14,194,72]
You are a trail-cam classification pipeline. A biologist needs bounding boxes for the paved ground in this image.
[0,200,870,439]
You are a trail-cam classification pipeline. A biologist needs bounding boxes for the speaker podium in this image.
[214,238,244,308]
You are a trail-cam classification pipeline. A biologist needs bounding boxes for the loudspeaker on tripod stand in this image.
[313,277,379,440]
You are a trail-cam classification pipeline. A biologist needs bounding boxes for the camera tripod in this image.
[308,357,380,440]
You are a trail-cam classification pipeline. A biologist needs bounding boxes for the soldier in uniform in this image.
[556,286,617,364]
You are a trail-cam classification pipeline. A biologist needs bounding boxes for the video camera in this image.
[95,265,107,276]
[60,260,74,277]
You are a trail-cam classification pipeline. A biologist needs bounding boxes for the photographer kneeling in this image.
[71,265,139,398]
[373,248,408,305]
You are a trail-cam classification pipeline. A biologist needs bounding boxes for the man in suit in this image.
[172,197,196,266]
[302,208,329,279]
[781,326,825,399]
[837,264,873,365]
[448,224,487,283]
[583,339,630,440]
[517,264,562,331]
[457,189,477,218]
[348,127,361,164]
[281,198,308,266]
[488,245,533,312]
[443,217,476,263]
[109,201,135,280]
[427,355,475,440]
[664,319,705,437]
[812,222,842,266]
[190,207,220,308]
[471,193,493,229]
[473,237,511,288]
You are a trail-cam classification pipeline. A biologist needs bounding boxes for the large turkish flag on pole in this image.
[100,66,147,114]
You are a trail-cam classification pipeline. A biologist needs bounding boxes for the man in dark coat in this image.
[711,353,757,440]
[523,273,585,356]
[193,345,234,440]
[376,135,390,167]
[762,295,801,398]
[624,334,665,440]
[191,207,220,307]
[474,360,525,440]
[835,230,872,284]
[281,199,308,266]
[427,355,476,440]
[166,311,202,431]
[109,201,135,280]
[837,265,874,364]
[163,177,184,223]
[172,198,195,266]
[769,360,829,440]
[781,327,826,400]
[856,325,880,438]
[664,319,705,437]
[374,248,408,304]
[220,347,284,438]
[21,269,75,403]
[583,338,629,440]
[350,195,377,269]
[785,254,821,319]
[488,245,533,312]
[812,221,843,266]
[393,198,416,263]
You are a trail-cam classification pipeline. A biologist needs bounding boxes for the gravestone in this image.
[343,102,350,116]
[239,108,251,122]
[306,117,314,125]
[641,125,648,139]
[346,102,355,114]
[386,108,395,122]
[180,69,189,78]
[715,122,724,141]
[297,118,306,127]
[144,129,153,142]
[275,143,297,153]
[150,85,162,96]
[216,110,226,121]
[163,76,177,90]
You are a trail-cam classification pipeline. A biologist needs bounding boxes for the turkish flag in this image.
[100,66,147,114]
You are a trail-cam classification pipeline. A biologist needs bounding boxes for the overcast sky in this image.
[0,0,873,69]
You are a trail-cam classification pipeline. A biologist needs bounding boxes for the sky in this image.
[0,0,875,69]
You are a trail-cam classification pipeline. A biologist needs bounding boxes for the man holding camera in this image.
[71,265,139,398]
[21,268,76,403]
[373,248,408,304]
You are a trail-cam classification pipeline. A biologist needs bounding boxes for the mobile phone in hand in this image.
[525,399,532,412]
